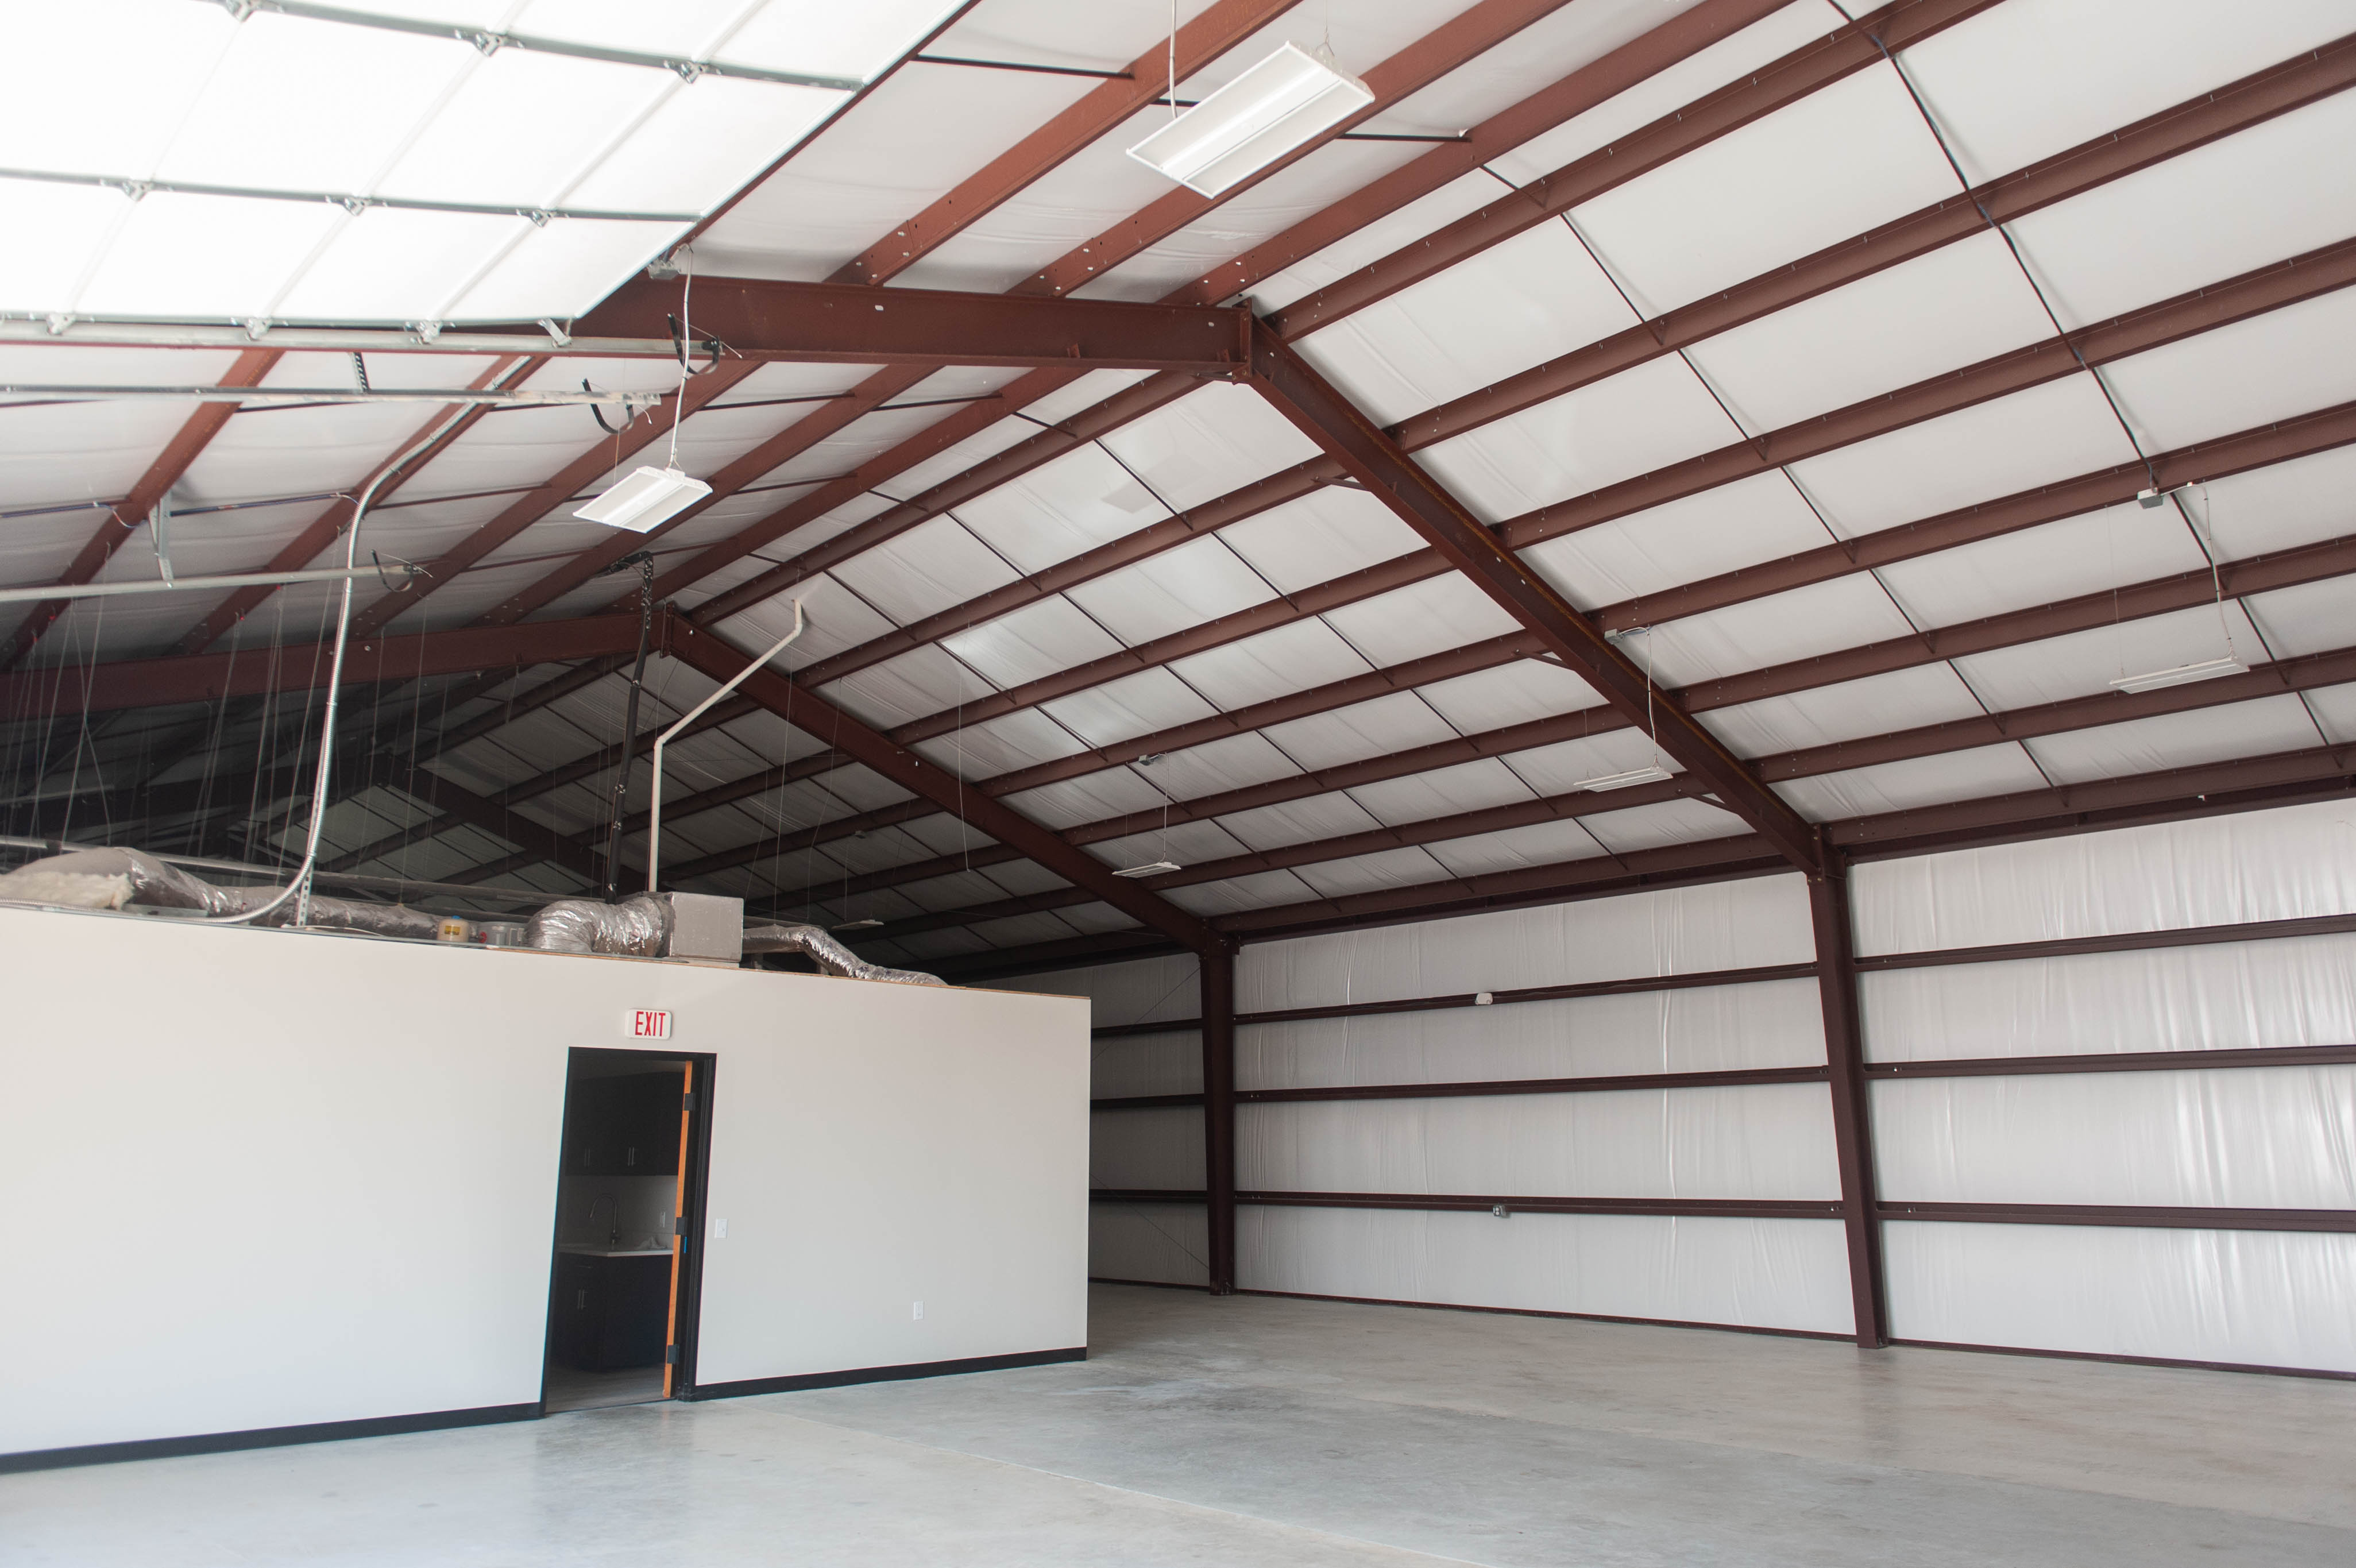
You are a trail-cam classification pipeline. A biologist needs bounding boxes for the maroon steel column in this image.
[1809,858,1889,1347]
[1201,939,1239,1295]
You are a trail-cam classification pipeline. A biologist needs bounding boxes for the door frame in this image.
[541,1046,719,1407]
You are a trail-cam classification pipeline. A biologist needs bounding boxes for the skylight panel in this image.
[4,0,956,326]
[153,12,468,195]
[272,208,531,322]
[0,1,231,177]
[716,0,964,84]
[74,193,338,320]
[0,182,125,315]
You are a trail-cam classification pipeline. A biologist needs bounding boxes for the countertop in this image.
[557,1244,673,1258]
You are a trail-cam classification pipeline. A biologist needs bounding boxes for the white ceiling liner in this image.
[1261,690,1464,774]
[1520,470,1832,611]
[1704,663,1991,762]
[2245,575,2356,661]
[1166,619,1376,713]
[1775,740,2051,824]
[1567,65,1960,320]
[1251,2,1843,311]
[1951,600,2267,710]
[2103,287,2356,455]
[1783,375,2141,539]
[1218,486,1426,592]
[1872,501,2211,632]
[2024,696,2324,787]
[1678,230,2056,437]
[1414,659,1604,735]
[2001,90,2356,332]
[1415,352,1737,524]
[1899,0,2356,188]
[1295,219,1641,427]
[1063,534,1278,646]
[1217,793,1385,854]
[1641,574,1921,690]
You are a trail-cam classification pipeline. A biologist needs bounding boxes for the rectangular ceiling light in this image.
[1573,764,1673,793]
[1127,43,1373,198]
[575,465,712,532]
[2108,656,2249,694]
[1111,860,1182,878]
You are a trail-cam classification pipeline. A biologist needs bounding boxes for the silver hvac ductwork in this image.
[0,848,944,984]
[0,847,441,940]
[742,922,944,986]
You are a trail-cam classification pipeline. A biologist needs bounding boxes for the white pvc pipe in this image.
[0,563,419,604]
[644,600,804,894]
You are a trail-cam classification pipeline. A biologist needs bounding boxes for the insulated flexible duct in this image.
[0,846,440,939]
[742,922,943,986]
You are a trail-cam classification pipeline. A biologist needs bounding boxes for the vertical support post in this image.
[1200,938,1238,1295]
[1809,858,1888,1348]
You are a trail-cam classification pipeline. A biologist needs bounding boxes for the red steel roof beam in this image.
[2,346,279,669]
[725,21,2354,693]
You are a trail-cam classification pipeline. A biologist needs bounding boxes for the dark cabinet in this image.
[550,1250,673,1371]
[564,1072,683,1176]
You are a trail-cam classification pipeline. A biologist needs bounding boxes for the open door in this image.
[663,1061,694,1398]
[544,1048,713,1413]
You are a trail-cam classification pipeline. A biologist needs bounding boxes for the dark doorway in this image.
[542,1048,714,1413]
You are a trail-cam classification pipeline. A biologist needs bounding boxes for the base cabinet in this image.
[550,1252,672,1371]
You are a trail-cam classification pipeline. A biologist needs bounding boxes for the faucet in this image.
[586,1192,621,1247]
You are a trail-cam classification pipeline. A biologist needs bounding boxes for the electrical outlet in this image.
[912,1300,924,1321]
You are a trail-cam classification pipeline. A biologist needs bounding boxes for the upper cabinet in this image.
[564,1072,685,1177]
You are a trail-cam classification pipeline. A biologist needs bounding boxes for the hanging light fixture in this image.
[1127,42,1373,197]
[2108,656,2249,694]
[1112,860,1182,878]
[1571,764,1673,792]
[575,465,712,532]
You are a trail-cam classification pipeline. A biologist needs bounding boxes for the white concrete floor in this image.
[7,1283,2354,1566]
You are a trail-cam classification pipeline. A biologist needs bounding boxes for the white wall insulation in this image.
[1883,1221,2356,1373]
[1850,795,2356,955]
[1859,798,2356,1372]
[1860,931,2356,1063]
[0,905,1089,1459]
[1239,1207,1854,1335]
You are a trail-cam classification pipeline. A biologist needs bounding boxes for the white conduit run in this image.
[644,600,805,893]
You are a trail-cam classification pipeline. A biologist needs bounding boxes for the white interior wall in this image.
[1855,799,2356,1373]
[0,906,1088,1459]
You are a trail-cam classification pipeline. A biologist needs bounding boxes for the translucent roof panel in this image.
[0,0,993,325]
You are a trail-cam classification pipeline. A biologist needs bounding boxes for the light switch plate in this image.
[912,1300,924,1320]
[712,1217,728,1239]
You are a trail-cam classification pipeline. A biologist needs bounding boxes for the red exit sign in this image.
[627,1009,673,1040]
